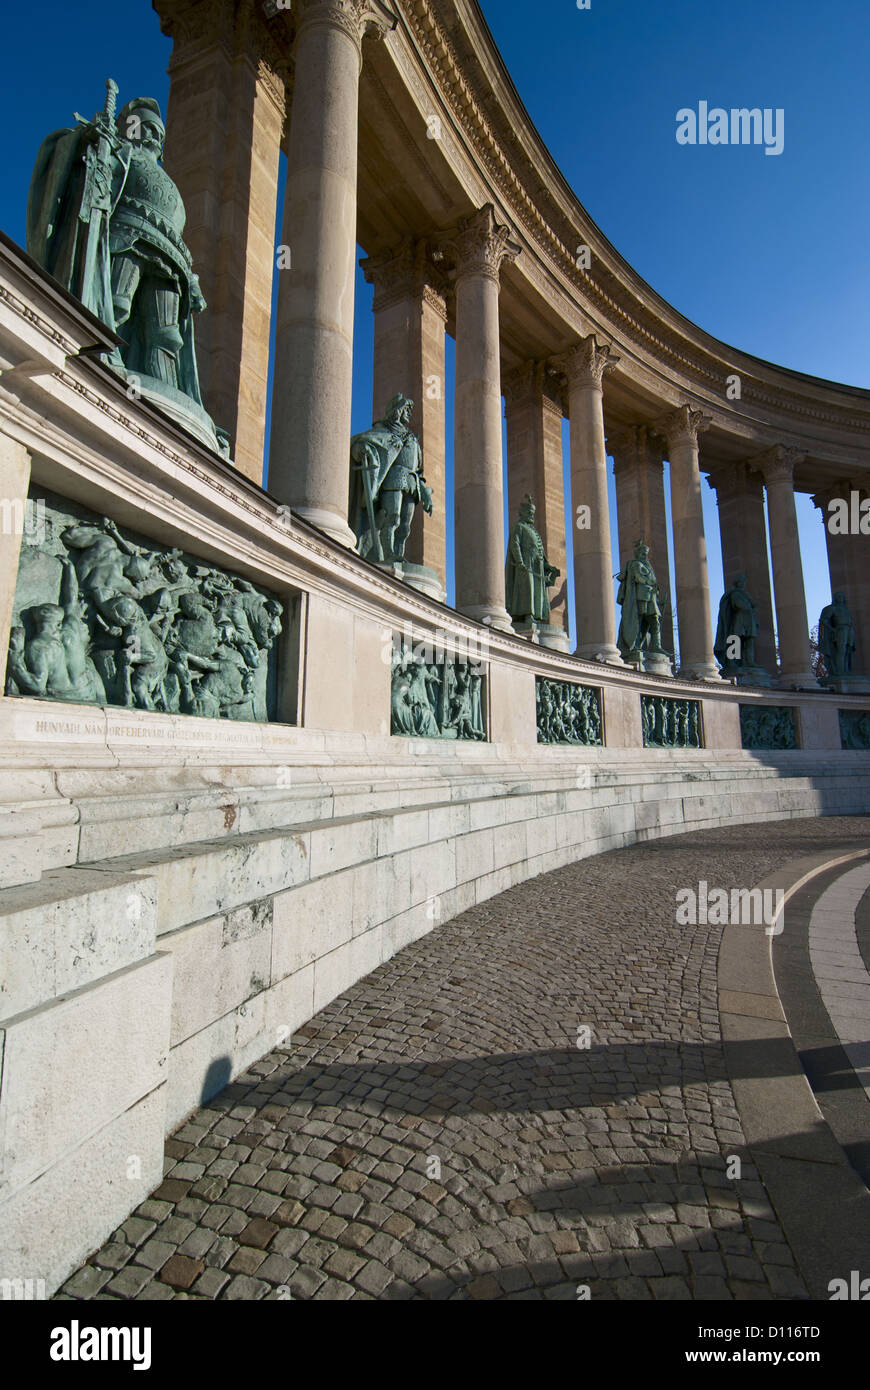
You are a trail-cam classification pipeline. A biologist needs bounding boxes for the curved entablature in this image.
[362,0,869,476]
[148,0,868,690]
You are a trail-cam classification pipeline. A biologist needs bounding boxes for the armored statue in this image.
[26,81,225,452]
[714,574,770,684]
[616,540,670,669]
[350,395,433,563]
[505,496,560,627]
[819,592,857,679]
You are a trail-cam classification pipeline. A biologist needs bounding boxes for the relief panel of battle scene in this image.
[5,489,286,722]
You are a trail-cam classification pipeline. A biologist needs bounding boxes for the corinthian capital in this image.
[360,239,448,316]
[294,0,396,45]
[442,204,521,285]
[561,334,619,391]
[750,444,805,486]
[652,405,712,449]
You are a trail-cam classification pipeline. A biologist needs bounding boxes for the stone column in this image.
[608,424,674,656]
[845,481,870,673]
[707,461,777,674]
[362,241,448,587]
[564,336,621,662]
[813,479,870,676]
[754,446,818,688]
[0,433,31,691]
[448,205,519,630]
[268,0,394,548]
[503,361,569,645]
[654,406,720,680]
[157,0,288,482]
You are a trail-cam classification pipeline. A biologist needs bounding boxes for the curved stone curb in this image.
[719,848,870,1300]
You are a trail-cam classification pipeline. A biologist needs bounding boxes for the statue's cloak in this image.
[348,424,418,543]
[714,587,758,665]
[26,129,203,407]
[819,603,855,667]
[616,560,644,654]
[505,520,549,622]
[26,126,127,325]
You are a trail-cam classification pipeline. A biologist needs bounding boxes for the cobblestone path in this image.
[59,816,870,1301]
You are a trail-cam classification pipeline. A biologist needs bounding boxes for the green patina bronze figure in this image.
[839,710,870,750]
[6,490,283,722]
[505,496,560,634]
[616,540,672,674]
[350,395,433,563]
[819,592,857,680]
[536,677,602,746]
[26,80,226,454]
[739,704,797,751]
[641,695,702,749]
[714,574,771,686]
[390,641,485,740]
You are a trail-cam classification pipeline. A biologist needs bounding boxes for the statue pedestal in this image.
[376,561,446,604]
[511,619,570,652]
[511,619,540,644]
[821,675,870,695]
[724,664,774,689]
[123,371,229,458]
[643,652,674,678]
[536,623,571,653]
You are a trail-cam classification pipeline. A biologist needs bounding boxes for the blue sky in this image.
[2,0,866,654]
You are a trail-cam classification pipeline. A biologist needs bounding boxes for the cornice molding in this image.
[398,1,870,442]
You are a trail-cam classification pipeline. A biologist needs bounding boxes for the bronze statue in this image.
[505,496,559,627]
[350,395,433,562]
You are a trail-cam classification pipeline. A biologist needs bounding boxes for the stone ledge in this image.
[719,848,870,1299]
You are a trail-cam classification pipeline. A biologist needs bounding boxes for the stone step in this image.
[0,866,157,1021]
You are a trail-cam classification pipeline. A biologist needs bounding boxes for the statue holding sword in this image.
[26,79,222,448]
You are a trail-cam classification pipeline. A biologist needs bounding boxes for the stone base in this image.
[127,371,229,458]
[679,659,723,682]
[460,603,514,633]
[643,652,674,678]
[293,507,359,550]
[777,671,821,691]
[578,642,624,665]
[620,649,672,677]
[821,675,870,695]
[723,664,774,689]
[377,561,446,604]
[511,618,540,644]
[536,623,572,653]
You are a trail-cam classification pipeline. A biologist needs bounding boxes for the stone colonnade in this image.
[156,0,865,686]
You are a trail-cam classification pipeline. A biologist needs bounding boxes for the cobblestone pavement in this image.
[59,816,870,1301]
